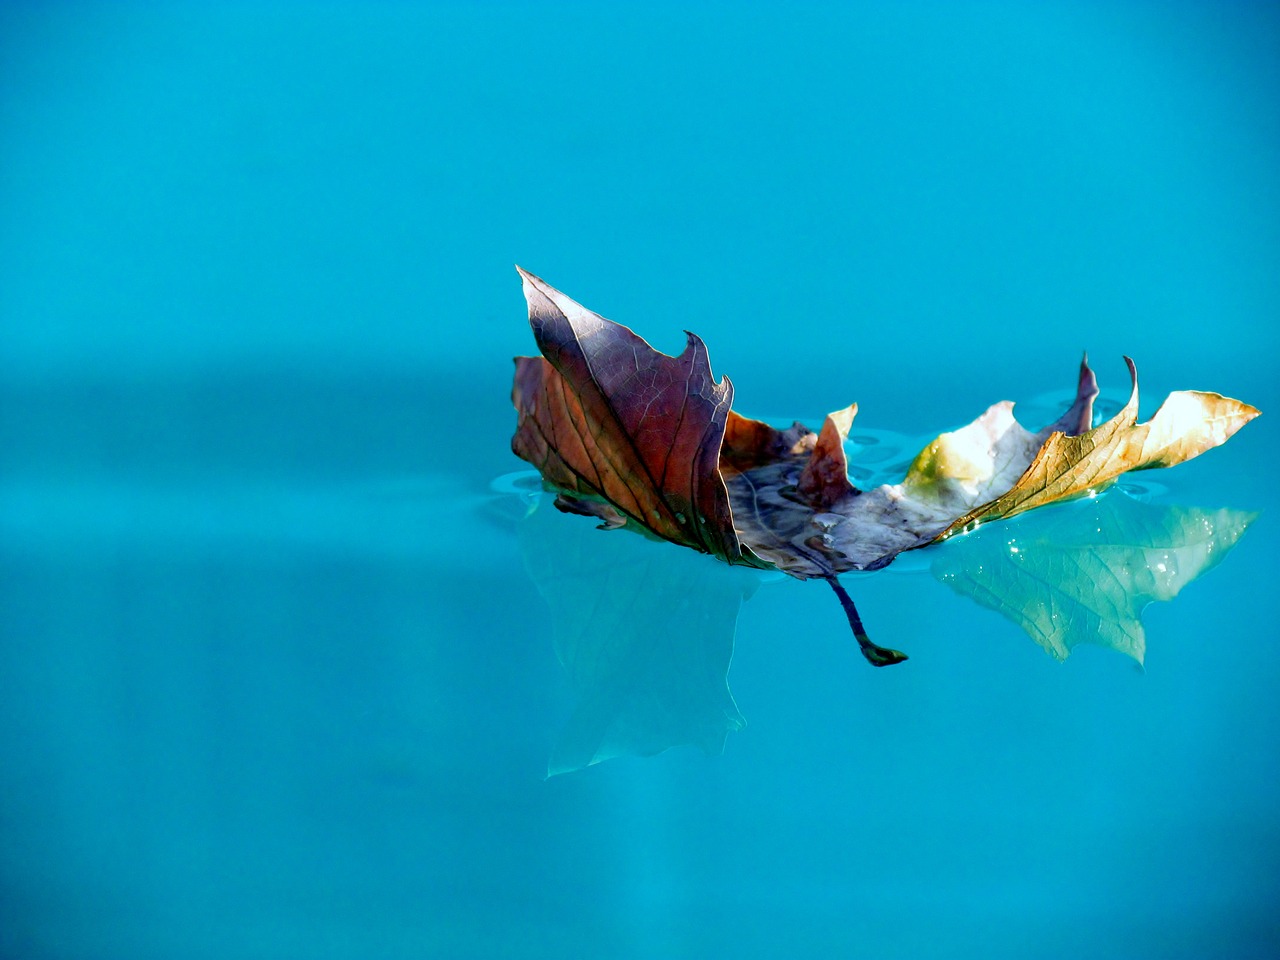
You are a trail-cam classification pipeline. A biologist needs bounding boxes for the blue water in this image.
[2,3,1278,958]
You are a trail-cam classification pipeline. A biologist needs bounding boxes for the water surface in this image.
[2,3,1278,958]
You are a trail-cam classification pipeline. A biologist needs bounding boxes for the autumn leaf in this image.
[931,493,1255,664]
[510,269,1259,665]
[511,267,757,565]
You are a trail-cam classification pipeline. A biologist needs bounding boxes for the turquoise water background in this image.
[2,3,1278,957]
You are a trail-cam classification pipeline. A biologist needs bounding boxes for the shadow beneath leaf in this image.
[517,483,1254,774]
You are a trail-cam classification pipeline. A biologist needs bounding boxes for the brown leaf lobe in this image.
[511,267,749,563]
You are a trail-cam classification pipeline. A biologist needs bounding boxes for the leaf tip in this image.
[679,327,711,358]
[1077,352,1098,390]
[515,266,560,315]
[828,403,858,440]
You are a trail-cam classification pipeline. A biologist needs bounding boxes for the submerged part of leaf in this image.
[551,491,628,530]
[512,267,770,566]
[826,574,908,666]
[519,494,754,776]
[934,360,1261,540]
[931,493,1255,664]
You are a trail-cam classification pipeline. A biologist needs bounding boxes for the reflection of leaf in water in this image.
[519,498,758,776]
[931,493,1255,664]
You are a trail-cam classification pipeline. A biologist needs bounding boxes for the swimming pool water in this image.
[2,4,1278,958]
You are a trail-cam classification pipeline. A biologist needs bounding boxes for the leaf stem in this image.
[824,576,909,667]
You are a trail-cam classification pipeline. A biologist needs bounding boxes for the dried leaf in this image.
[511,268,760,566]
[510,270,1259,664]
